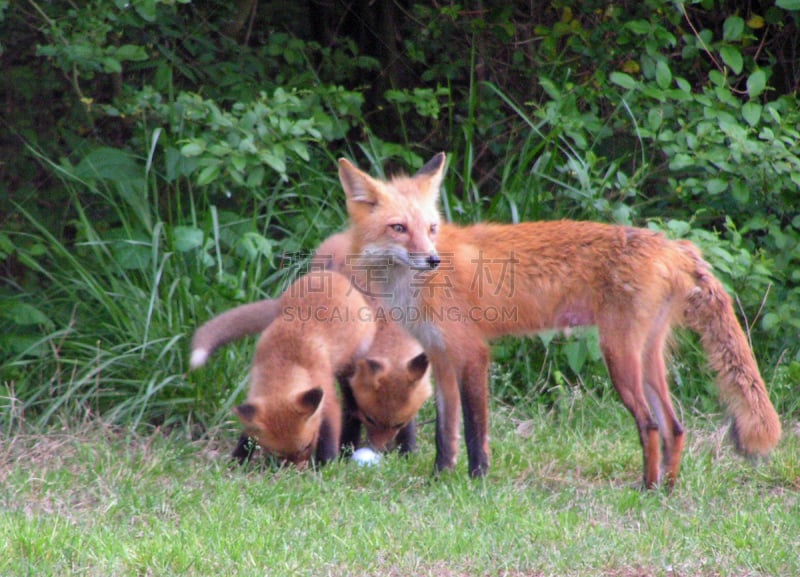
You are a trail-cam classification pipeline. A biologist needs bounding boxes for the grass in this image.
[2,393,798,577]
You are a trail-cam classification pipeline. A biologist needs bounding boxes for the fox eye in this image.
[390,223,407,234]
[430,223,438,235]
[362,413,377,426]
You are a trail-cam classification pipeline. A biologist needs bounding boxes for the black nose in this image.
[427,254,441,269]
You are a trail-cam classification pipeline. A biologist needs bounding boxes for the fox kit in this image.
[344,320,431,452]
[338,152,782,489]
[190,233,432,456]
[233,270,375,467]
[314,232,433,453]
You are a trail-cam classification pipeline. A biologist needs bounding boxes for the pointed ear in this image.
[407,352,429,381]
[338,158,381,206]
[413,152,446,196]
[414,152,446,177]
[296,387,325,415]
[233,403,257,425]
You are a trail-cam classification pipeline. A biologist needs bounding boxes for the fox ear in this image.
[296,387,325,415]
[233,403,257,425]
[339,158,381,206]
[407,352,429,381]
[414,152,446,177]
[413,152,446,197]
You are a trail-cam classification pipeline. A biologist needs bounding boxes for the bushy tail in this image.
[681,246,781,456]
[189,299,281,369]
[189,235,346,369]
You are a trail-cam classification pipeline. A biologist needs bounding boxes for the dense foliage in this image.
[2,0,799,431]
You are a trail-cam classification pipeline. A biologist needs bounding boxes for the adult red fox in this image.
[337,152,782,488]
[190,233,432,456]
[232,270,375,467]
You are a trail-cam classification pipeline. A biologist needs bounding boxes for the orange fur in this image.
[190,233,432,456]
[348,324,431,451]
[338,153,782,488]
[315,233,433,452]
[234,271,375,467]
[190,299,281,369]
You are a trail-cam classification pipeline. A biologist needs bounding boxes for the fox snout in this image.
[409,251,440,270]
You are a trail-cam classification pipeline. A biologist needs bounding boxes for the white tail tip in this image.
[189,348,209,370]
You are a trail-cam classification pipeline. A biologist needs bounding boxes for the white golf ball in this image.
[351,447,382,466]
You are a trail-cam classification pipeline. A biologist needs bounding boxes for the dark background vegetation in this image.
[2,0,799,433]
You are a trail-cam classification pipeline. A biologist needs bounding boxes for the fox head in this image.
[233,387,325,467]
[350,351,432,451]
[338,153,446,271]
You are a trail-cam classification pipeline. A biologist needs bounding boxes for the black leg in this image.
[231,433,258,464]
[395,419,417,455]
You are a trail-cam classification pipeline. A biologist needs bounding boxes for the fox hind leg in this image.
[600,330,661,489]
[643,326,684,489]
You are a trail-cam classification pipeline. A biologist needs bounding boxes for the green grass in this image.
[2,395,798,577]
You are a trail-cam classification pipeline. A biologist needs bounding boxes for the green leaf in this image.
[706,178,728,195]
[239,232,273,261]
[133,0,157,22]
[742,102,762,126]
[0,232,13,258]
[230,153,247,173]
[647,108,663,131]
[669,153,693,170]
[708,70,727,87]
[666,220,692,237]
[731,181,750,205]
[624,20,651,35]
[720,45,743,75]
[609,72,637,90]
[747,69,767,99]
[0,302,52,327]
[655,60,672,89]
[261,149,286,174]
[564,340,587,375]
[101,57,122,74]
[111,238,151,270]
[173,226,204,252]
[246,166,265,188]
[675,77,691,92]
[181,142,206,157]
[776,0,800,10]
[761,312,779,331]
[723,16,745,41]
[114,44,148,62]
[196,163,221,186]
[286,140,310,162]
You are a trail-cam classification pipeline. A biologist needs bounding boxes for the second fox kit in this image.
[191,233,432,454]
[337,152,782,489]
